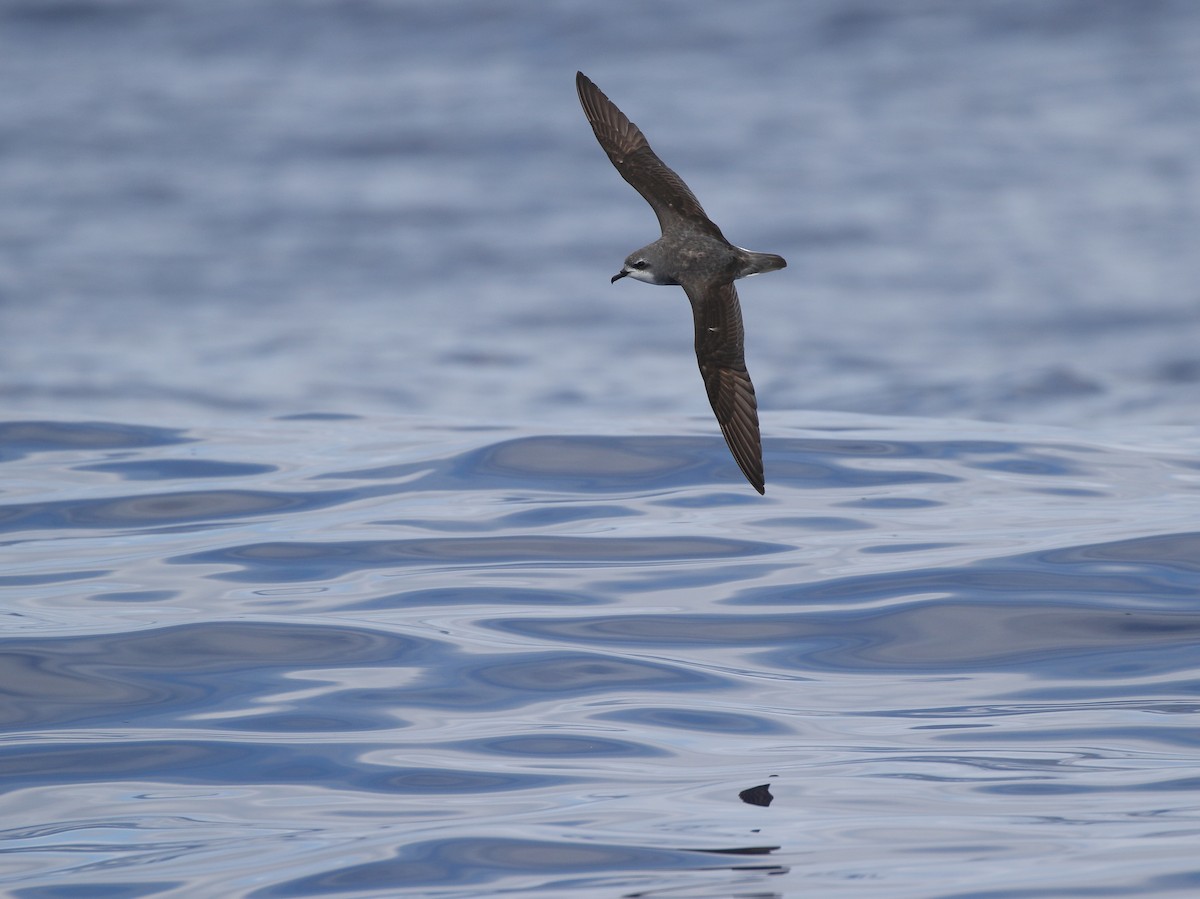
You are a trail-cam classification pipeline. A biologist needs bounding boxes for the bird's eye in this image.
[632,259,647,269]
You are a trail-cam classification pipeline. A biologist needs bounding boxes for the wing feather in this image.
[683,279,765,493]
[576,72,724,239]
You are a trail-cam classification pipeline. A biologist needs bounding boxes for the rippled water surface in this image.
[4,0,1200,896]
[5,414,1200,897]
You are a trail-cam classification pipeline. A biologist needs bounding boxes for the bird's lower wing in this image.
[683,280,764,493]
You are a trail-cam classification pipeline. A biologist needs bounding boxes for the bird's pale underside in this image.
[575,72,785,494]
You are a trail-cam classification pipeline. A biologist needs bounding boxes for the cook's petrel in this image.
[576,72,785,494]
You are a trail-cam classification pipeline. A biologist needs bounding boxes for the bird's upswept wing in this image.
[683,279,764,493]
[576,72,725,239]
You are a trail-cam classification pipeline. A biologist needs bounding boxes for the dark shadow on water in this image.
[0,420,192,462]
[172,534,790,582]
[326,433,968,494]
[247,836,784,897]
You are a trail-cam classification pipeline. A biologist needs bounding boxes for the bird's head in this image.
[612,248,677,285]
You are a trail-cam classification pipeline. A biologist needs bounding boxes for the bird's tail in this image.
[739,250,787,277]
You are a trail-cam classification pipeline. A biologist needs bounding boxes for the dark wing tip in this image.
[731,418,766,494]
[575,72,646,153]
[709,365,765,494]
[575,71,608,118]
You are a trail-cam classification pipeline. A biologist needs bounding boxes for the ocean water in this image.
[3,1,1200,897]
[6,414,1200,898]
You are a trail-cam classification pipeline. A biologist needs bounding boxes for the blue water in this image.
[4,1,1200,896]
[6,415,1200,897]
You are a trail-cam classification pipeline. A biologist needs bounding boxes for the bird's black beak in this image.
[611,270,628,283]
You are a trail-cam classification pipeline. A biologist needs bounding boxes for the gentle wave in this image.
[3,414,1200,896]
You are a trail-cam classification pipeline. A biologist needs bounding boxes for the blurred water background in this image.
[3,1,1200,896]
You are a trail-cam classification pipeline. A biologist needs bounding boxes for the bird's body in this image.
[575,72,785,494]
